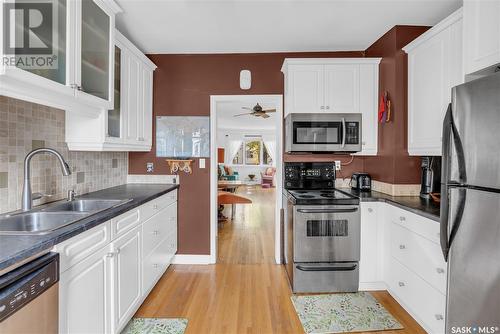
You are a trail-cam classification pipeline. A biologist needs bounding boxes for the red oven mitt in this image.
[378,92,386,123]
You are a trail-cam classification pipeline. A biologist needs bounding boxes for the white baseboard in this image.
[359,282,387,291]
[172,254,212,265]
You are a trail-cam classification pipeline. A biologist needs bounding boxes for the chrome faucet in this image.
[22,148,71,211]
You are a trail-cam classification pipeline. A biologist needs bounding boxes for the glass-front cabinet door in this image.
[76,0,114,108]
[2,0,73,94]
[107,46,121,138]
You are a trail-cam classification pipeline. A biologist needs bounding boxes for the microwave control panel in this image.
[345,122,360,144]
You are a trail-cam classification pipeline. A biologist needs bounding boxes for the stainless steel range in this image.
[283,162,360,293]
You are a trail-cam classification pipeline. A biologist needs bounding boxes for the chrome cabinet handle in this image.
[341,117,346,148]
[320,106,325,110]
[367,208,373,213]
[399,244,406,250]
[435,314,444,321]
[436,268,445,274]
[153,204,158,209]
[152,230,160,236]
[399,216,406,222]
[153,263,159,269]
[325,106,330,110]
[106,249,120,257]
[398,281,405,287]
[138,137,145,141]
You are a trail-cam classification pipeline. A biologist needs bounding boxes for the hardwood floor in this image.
[135,186,425,334]
[218,185,276,264]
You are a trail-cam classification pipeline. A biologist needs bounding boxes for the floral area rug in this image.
[291,292,403,333]
[121,318,188,334]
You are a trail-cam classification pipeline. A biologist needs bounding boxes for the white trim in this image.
[210,94,283,265]
[115,29,157,70]
[281,57,382,73]
[403,7,463,53]
[359,282,387,291]
[172,254,212,265]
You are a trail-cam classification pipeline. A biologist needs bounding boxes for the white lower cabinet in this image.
[360,202,446,334]
[359,202,382,288]
[388,257,446,334]
[59,245,112,334]
[112,227,142,333]
[57,191,177,334]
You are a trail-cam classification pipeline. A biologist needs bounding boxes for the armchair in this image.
[261,167,276,187]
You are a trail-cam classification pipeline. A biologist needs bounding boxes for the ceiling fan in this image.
[233,103,276,119]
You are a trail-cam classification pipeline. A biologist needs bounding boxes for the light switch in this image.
[199,159,206,169]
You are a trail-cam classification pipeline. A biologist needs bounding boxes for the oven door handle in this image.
[341,117,346,148]
[296,264,357,272]
[297,208,358,214]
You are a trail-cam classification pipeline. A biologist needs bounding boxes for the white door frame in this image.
[209,94,283,264]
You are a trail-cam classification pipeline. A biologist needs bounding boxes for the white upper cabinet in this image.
[324,64,360,113]
[463,0,500,76]
[65,29,156,151]
[285,64,324,113]
[282,58,381,155]
[74,0,116,109]
[0,0,121,116]
[404,9,463,156]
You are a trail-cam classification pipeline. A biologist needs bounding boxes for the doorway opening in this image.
[210,95,283,264]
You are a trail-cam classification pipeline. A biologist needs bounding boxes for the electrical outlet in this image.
[335,160,341,171]
[146,162,154,173]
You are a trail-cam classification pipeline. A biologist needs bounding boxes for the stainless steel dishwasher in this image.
[0,253,59,333]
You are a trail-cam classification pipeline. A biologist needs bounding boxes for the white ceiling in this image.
[115,0,461,54]
[217,101,277,130]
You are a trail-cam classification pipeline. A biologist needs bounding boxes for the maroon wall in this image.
[129,51,363,255]
[363,26,430,184]
[128,28,429,254]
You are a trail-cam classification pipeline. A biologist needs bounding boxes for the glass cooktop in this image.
[287,189,358,204]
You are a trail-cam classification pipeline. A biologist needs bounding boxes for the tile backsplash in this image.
[0,96,128,213]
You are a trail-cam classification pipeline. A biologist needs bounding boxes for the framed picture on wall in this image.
[156,116,210,158]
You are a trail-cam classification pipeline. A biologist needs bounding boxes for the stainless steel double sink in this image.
[0,199,132,235]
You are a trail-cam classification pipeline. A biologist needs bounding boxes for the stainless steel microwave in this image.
[285,113,362,153]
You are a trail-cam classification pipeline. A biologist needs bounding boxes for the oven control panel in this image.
[284,162,336,189]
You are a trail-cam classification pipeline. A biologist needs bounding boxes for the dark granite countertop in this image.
[340,188,440,222]
[0,183,179,274]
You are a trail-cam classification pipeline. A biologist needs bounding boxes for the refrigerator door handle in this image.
[440,184,450,260]
[441,104,453,260]
[441,103,468,261]
[450,112,467,185]
[449,188,467,251]
[441,187,467,262]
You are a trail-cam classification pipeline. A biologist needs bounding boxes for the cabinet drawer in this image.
[55,221,112,273]
[388,204,441,244]
[142,205,175,258]
[388,257,446,334]
[140,191,177,222]
[111,208,141,238]
[390,223,447,294]
[142,235,175,295]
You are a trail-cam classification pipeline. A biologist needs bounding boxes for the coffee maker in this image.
[420,156,441,199]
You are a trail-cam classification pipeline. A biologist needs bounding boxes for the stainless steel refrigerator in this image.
[441,71,500,333]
